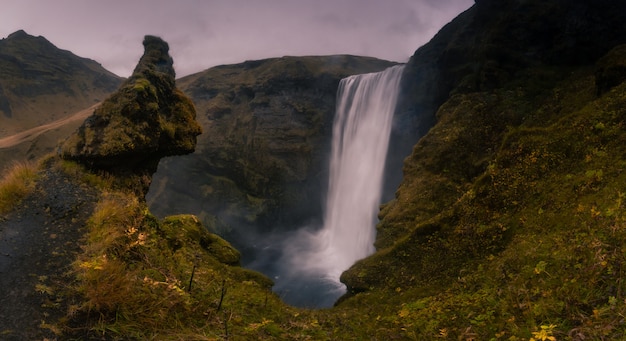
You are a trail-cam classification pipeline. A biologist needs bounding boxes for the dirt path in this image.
[0,162,99,340]
[0,104,99,149]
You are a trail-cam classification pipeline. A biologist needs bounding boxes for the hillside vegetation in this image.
[341,55,626,340]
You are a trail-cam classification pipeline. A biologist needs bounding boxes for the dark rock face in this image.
[59,36,202,194]
[396,0,626,133]
[379,0,626,249]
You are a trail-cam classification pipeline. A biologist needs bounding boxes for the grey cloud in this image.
[1,0,474,77]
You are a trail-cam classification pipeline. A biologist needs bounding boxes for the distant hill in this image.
[0,30,122,164]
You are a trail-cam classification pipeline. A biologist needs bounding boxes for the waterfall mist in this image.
[255,65,405,307]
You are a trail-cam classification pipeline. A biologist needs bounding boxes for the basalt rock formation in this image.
[59,36,202,194]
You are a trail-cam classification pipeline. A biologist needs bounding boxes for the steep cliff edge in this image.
[338,0,626,338]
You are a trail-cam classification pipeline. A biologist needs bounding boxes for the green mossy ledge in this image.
[160,214,241,266]
[58,35,202,191]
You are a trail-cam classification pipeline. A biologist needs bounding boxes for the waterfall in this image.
[319,64,405,277]
[270,65,405,307]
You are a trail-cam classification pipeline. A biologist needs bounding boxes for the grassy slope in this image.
[0,66,621,341]
[339,54,626,339]
[0,161,37,214]
[0,31,119,132]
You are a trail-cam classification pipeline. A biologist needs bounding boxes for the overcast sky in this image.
[1,0,473,78]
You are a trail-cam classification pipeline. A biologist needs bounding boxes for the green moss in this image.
[58,37,202,175]
[160,214,241,265]
[43,13,626,340]
[342,49,626,338]
[132,77,151,93]
[62,77,626,339]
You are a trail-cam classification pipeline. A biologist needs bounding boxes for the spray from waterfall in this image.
[254,65,405,308]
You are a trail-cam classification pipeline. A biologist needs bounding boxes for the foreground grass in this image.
[0,161,37,215]
[59,165,319,339]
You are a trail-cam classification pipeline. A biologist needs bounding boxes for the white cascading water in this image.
[274,65,405,307]
[319,64,406,277]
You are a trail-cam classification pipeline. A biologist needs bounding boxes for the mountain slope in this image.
[0,30,121,145]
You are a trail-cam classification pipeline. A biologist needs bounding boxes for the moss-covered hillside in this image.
[339,0,626,339]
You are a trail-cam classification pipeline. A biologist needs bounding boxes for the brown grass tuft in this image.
[0,161,38,215]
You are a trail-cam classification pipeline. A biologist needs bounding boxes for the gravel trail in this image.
[0,163,99,340]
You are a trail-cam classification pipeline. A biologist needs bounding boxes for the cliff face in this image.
[341,0,626,328]
[396,0,626,124]
[0,30,121,138]
[365,0,626,260]
[59,36,202,195]
[147,56,396,242]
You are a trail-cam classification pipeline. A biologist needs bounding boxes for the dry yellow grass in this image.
[0,161,37,215]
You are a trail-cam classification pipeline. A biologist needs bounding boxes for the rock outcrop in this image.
[59,36,202,194]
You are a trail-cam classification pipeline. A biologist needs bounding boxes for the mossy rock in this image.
[58,36,202,176]
[160,214,241,265]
